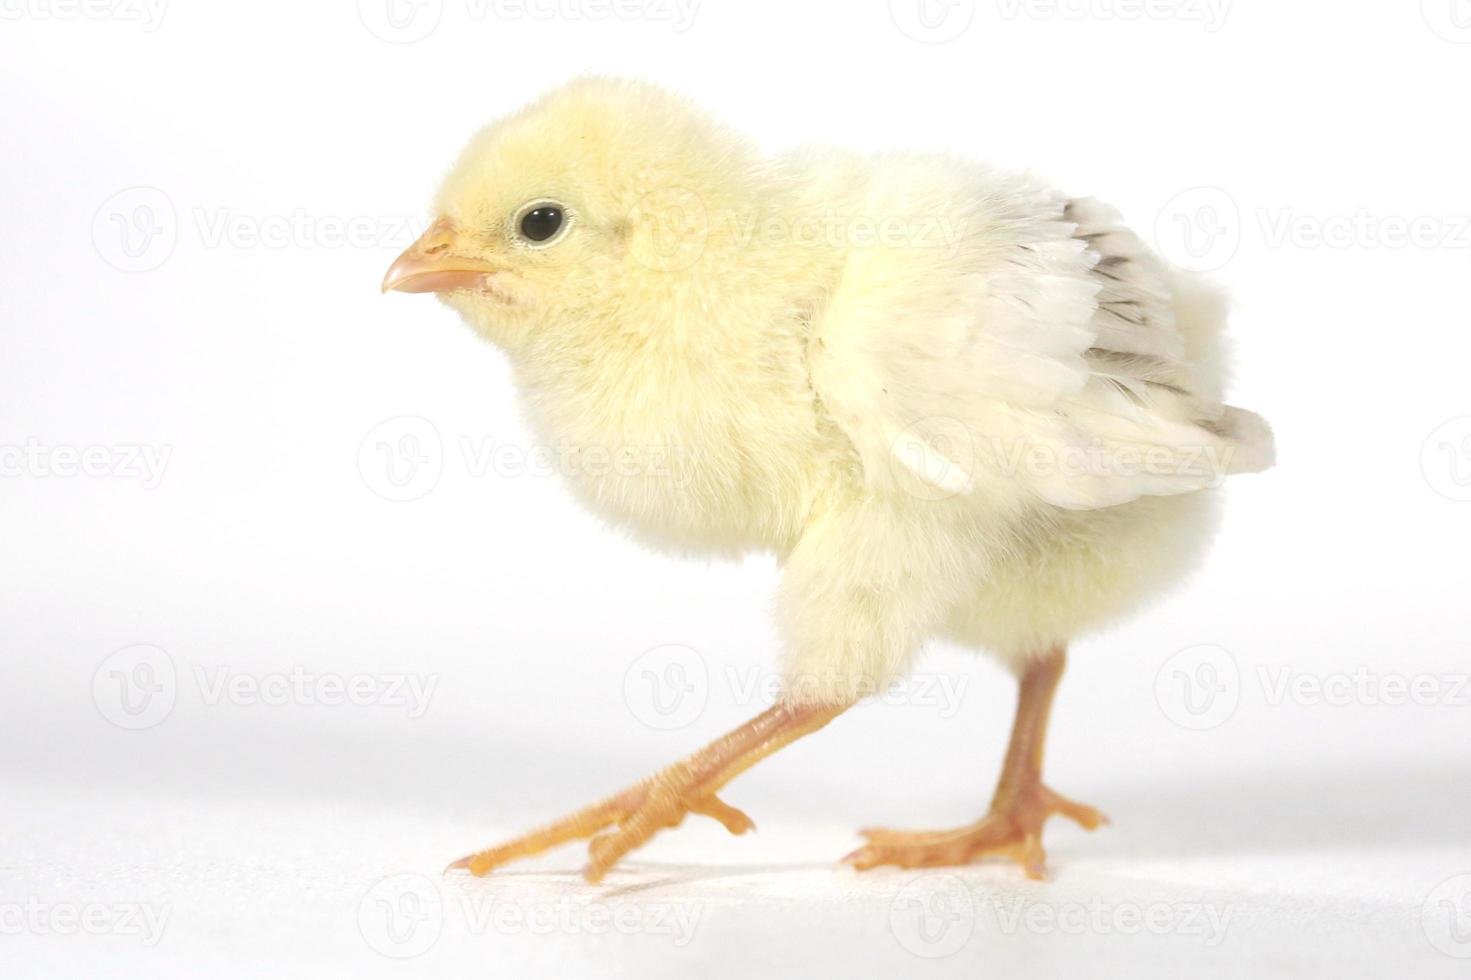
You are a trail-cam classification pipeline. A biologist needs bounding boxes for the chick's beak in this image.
[381,218,499,294]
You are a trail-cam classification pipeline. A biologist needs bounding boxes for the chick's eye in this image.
[518,205,564,243]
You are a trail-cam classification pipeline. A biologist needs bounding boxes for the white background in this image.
[4,1,1471,977]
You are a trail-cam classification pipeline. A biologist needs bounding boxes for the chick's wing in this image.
[807,161,1272,510]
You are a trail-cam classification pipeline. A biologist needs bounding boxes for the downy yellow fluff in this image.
[422,76,1274,703]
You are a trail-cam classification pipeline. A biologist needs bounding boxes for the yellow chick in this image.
[382,77,1273,883]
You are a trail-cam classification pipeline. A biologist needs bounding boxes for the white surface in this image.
[5,3,1471,977]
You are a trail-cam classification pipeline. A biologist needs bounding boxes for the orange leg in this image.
[845,646,1106,879]
[448,699,850,883]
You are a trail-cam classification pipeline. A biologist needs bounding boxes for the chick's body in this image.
[389,77,1272,880]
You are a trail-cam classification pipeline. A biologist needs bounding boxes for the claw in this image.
[689,794,756,835]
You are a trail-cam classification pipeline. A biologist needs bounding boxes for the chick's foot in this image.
[447,774,753,883]
[447,700,848,883]
[843,782,1107,879]
[845,646,1104,880]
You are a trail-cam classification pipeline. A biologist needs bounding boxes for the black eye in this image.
[519,205,564,243]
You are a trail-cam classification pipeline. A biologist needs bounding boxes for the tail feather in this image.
[1217,405,1275,474]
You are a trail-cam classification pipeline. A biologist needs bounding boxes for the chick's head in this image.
[383,77,764,355]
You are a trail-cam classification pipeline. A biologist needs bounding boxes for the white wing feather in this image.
[808,161,1273,510]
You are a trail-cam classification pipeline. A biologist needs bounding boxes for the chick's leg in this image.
[845,646,1106,879]
[449,699,850,883]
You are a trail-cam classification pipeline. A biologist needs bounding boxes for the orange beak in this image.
[381,218,500,294]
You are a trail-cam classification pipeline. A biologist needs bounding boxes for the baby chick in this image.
[382,77,1273,882]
